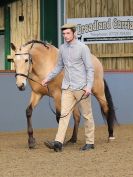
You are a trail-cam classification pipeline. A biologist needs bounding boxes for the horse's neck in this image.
[31,46,58,79]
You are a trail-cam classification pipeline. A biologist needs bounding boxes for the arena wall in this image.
[0,71,132,131]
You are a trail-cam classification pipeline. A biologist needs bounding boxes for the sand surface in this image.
[0,124,133,177]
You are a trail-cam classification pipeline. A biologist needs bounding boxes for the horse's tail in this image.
[101,79,118,137]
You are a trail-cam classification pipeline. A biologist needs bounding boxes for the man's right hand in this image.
[42,78,49,86]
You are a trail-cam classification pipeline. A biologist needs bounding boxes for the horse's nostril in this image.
[18,83,25,91]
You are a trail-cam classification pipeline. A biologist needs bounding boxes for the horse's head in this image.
[8,43,33,91]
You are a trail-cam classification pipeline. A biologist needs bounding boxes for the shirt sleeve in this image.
[47,48,64,82]
[82,45,94,90]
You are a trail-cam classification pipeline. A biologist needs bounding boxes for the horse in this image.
[8,40,117,148]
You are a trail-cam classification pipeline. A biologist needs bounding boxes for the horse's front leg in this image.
[26,91,42,148]
[53,90,61,123]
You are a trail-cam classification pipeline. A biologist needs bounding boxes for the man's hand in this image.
[42,78,49,86]
[83,87,91,96]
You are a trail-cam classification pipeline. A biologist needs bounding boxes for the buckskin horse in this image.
[8,40,117,148]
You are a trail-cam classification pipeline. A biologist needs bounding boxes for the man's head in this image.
[61,23,77,43]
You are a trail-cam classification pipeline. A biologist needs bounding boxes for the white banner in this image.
[67,16,133,44]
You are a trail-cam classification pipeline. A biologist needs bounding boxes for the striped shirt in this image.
[47,40,94,90]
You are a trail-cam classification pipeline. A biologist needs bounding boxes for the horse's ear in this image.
[6,55,14,62]
[10,43,17,52]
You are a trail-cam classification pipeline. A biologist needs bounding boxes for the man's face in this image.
[62,29,75,43]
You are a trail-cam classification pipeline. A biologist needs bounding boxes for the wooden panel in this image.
[75,0,86,18]
[85,0,91,17]
[124,0,130,15]
[10,0,40,47]
[0,7,4,30]
[118,0,124,16]
[9,0,40,69]
[66,0,133,71]
[101,0,107,16]
[107,0,113,16]
[130,0,133,15]
[96,0,101,17]
[66,0,75,18]
[90,0,96,17]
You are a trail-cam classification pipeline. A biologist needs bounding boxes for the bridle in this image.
[15,52,44,88]
[15,53,33,79]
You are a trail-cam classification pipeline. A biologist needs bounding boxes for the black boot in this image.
[80,144,94,151]
[44,140,63,152]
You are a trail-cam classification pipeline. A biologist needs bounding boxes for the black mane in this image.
[22,40,49,49]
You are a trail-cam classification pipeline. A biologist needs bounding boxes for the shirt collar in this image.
[65,39,78,47]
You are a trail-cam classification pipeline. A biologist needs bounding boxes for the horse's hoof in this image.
[108,136,115,142]
[28,138,36,149]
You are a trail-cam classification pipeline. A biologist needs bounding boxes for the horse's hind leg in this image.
[103,79,117,139]
[95,94,113,137]
[26,91,42,148]
[93,79,117,140]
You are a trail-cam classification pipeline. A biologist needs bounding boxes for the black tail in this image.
[101,79,118,137]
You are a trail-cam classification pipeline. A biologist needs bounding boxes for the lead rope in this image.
[15,74,112,118]
[46,85,88,118]
[25,75,88,118]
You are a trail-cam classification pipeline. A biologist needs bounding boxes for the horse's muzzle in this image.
[17,83,26,91]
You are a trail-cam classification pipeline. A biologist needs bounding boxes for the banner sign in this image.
[67,16,133,44]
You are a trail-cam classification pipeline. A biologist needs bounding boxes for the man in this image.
[42,23,95,152]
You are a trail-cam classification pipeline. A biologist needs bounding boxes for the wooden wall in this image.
[0,7,4,30]
[66,0,133,70]
[0,0,40,70]
[10,0,40,47]
[0,0,40,45]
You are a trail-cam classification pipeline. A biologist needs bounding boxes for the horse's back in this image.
[91,54,104,79]
[91,54,104,94]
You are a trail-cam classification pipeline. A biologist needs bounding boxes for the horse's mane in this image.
[21,40,50,49]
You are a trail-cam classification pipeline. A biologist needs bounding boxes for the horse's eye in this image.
[25,59,28,63]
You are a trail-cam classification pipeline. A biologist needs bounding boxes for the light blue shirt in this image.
[47,40,94,90]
